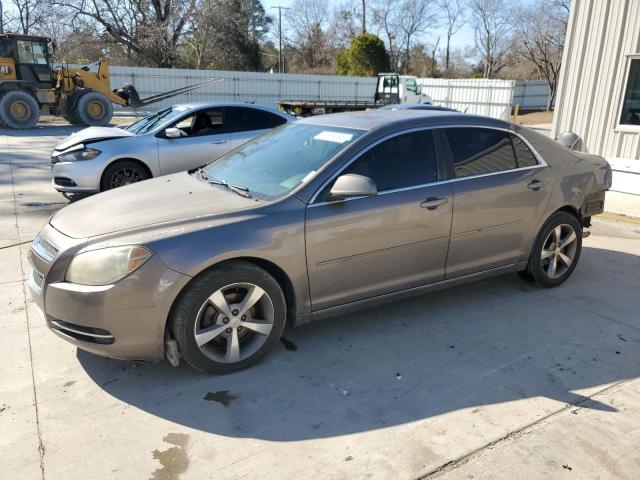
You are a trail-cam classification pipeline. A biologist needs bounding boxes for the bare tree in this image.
[5,0,45,34]
[515,0,568,109]
[372,0,437,72]
[55,0,196,67]
[437,0,465,74]
[468,0,514,78]
[283,0,335,73]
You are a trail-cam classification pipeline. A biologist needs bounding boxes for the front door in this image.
[442,127,554,279]
[305,129,453,311]
[157,107,230,174]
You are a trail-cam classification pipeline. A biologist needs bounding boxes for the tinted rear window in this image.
[229,107,287,132]
[445,128,517,178]
[511,134,538,167]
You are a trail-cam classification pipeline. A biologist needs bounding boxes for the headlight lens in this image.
[56,147,101,162]
[65,246,152,286]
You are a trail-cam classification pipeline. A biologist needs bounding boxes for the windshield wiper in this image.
[207,177,252,198]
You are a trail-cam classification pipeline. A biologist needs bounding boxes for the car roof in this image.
[172,101,290,117]
[378,103,458,112]
[297,109,511,131]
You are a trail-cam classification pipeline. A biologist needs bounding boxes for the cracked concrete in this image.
[1,124,640,480]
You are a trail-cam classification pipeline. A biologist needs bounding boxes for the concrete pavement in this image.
[1,125,639,480]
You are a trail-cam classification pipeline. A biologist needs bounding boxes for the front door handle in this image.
[211,140,227,145]
[420,197,448,210]
[527,180,547,191]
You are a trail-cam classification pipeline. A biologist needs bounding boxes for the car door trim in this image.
[309,124,547,207]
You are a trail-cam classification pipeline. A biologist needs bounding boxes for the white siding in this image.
[553,0,640,161]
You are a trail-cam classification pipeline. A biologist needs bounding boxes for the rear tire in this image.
[0,90,39,129]
[521,211,582,288]
[100,160,150,191]
[170,262,287,374]
[75,91,113,126]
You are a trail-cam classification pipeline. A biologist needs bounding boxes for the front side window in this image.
[124,106,189,134]
[405,79,418,93]
[17,40,48,65]
[202,123,363,200]
[511,134,538,167]
[620,58,640,126]
[341,130,438,192]
[229,107,286,132]
[173,108,225,136]
[445,128,518,178]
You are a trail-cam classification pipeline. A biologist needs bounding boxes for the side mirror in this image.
[164,127,181,139]
[328,174,377,201]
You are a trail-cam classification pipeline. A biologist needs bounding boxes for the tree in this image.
[371,0,437,73]
[468,0,515,78]
[515,0,568,109]
[9,0,45,34]
[55,0,196,68]
[437,0,465,74]
[336,32,390,76]
[284,0,334,73]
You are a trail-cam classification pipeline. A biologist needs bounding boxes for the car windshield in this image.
[201,123,364,200]
[124,106,190,134]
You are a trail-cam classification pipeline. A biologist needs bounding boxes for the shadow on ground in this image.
[78,246,640,441]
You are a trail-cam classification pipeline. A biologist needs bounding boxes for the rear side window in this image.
[445,128,517,178]
[511,134,538,167]
[342,130,438,191]
[229,107,287,132]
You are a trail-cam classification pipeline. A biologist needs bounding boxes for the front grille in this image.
[32,233,59,262]
[53,176,77,187]
[32,269,44,289]
[50,320,115,345]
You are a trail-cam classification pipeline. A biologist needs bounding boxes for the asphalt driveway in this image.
[2,125,639,480]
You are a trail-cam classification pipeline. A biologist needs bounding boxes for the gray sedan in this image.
[50,102,293,193]
[29,109,611,373]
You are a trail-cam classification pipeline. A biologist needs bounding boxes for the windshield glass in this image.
[202,123,364,200]
[124,106,190,134]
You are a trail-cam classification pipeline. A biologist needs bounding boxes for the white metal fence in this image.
[88,65,551,120]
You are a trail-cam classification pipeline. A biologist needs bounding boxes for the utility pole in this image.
[0,1,4,34]
[271,6,290,73]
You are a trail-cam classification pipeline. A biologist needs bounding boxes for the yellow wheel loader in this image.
[0,33,219,129]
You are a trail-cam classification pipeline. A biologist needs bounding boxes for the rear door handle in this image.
[420,197,448,210]
[527,180,547,191]
[211,140,227,145]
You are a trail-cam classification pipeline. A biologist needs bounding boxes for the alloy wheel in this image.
[541,224,578,279]
[194,283,275,363]
[110,167,143,188]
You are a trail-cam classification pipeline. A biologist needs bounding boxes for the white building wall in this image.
[552,0,640,194]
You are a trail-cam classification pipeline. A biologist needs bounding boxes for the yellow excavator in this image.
[0,33,218,129]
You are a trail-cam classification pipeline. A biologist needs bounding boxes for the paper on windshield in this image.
[314,131,354,144]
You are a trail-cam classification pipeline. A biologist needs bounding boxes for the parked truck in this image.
[278,73,431,116]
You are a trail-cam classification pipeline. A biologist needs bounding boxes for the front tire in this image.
[0,90,39,129]
[170,262,287,374]
[522,211,582,288]
[100,160,150,191]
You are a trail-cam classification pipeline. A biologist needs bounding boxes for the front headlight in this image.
[65,246,152,286]
[56,147,101,163]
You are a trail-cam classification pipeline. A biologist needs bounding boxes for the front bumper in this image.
[51,157,104,193]
[28,226,191,362]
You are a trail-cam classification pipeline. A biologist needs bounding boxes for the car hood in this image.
[50,172,258,238]
[54,126,136,151]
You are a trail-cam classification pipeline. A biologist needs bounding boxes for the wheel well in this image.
[100,158,153,189]
[166,257,298,339]
[556,205,582,222]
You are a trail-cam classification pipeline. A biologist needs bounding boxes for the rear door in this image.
[305,129,453,311]
[227,107,288,150]
[442,127,553,279]
[157,107,230,174]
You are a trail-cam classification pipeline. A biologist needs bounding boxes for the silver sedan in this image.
[50,102,294,193]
